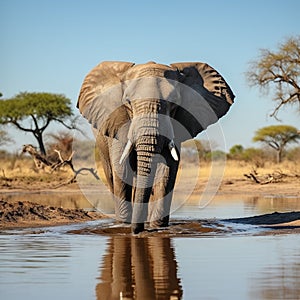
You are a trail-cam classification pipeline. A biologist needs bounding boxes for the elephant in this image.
[77,61,235,234]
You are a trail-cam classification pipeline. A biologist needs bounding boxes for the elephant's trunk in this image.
[132,134,160,234]
[122,99,178,234]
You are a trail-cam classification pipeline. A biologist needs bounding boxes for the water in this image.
[175,235,300,299]
[0,195,300,299]
[0,232,106,300]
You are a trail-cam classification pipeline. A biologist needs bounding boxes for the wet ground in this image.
[0,194,300,299]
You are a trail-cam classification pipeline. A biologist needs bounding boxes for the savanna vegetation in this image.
[0,127,299,190]
[0,92,79,155]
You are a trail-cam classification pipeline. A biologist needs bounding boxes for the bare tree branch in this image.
[246,36,300,117]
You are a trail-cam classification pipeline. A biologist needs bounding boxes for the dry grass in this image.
[0,156,299,192]
[1,160,71,176]
[181,160,300,181]
[175,159,300,205]
[0,157,73,189]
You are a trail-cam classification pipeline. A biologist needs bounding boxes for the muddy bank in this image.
[225,211,300,226]
[0,200,105,229]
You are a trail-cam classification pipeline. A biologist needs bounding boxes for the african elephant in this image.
[77,61,235,234]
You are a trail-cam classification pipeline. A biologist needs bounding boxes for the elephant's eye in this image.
[125,98,131,105]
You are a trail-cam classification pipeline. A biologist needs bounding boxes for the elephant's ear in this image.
[170,62,235,142]
[77,61,135,137]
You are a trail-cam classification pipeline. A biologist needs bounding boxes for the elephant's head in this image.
[77,61,234,233]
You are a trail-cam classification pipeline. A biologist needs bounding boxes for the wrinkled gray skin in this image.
[77,61,235,234]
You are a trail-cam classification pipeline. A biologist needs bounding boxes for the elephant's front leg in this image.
[112,172,133,223]
[110,138,134,223]
[148,156,179,228]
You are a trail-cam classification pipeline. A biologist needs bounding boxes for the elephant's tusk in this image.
[119,140,133,164]
[169,140,179,161]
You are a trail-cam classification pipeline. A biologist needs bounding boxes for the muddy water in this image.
[0,195,300,299]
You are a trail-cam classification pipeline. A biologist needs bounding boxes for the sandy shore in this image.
[218,177,300,197]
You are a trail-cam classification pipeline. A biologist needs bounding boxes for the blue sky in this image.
[1,0,299,152]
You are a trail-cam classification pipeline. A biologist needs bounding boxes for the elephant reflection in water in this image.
[96,236,182,299]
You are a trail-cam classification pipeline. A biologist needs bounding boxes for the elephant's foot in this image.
[115,215,132,224]
[150,215,169,229]
[132,223,144,234]
[115,219,131,227]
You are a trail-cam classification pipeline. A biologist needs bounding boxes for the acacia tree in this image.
[246,35,300,118]
[229,144,244,160]
[253,125,300,163]
[0,92,77,155]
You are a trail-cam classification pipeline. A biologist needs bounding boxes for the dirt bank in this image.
[217,177,300,197]
[0,200,105,229]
